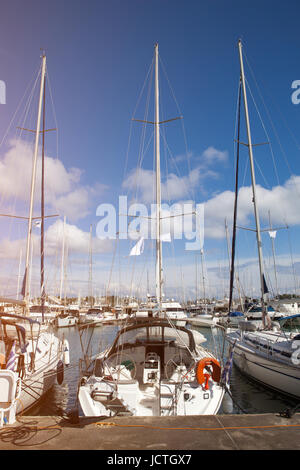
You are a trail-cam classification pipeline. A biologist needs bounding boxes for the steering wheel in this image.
[103,352,136,381]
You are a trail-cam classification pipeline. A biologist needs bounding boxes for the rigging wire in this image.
[158,55,193,201]
[0,63,42,297]
[123,56,154,182]
[243,50,294,179]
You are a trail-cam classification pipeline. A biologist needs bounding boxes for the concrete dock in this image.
[0,412,299,450]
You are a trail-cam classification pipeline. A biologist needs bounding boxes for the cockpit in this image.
[94,320,196,384]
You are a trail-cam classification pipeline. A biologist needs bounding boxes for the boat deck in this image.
[0,412,299,450]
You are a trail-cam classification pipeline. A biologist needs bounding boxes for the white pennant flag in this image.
[161,233,171,242]
[268,231,277,239]
[130,237,144,256]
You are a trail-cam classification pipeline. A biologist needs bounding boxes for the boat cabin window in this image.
[281,317,300,333]
[0,320,26,353]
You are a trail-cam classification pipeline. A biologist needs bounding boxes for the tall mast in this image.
[238,40,269,327]
[200,249,206,307]
[59,215,66,301]
[24,54,46,310]
[268,210,278,297]
[17,248,22,300]
[228,78,241,314]
[154,43,162,307]
[64,238,68,307]
[89,224,93,307]
[195,254,198,303]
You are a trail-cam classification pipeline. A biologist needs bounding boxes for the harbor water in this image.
[26,322,299,418]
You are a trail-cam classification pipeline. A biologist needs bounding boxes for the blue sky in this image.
[1,0,300,300]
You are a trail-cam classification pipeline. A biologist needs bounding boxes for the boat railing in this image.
[245,332,292,362]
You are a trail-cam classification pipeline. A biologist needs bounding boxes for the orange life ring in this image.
[195,357,221,387]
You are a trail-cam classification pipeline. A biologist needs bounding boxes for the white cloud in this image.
[201,146,228,165]
[203,175,300,239]
[45,219,113,255]
[122,146,224,204]
[0,219,114,261]
[54,188,91,222]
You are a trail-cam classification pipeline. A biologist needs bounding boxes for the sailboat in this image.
[153,300,187,327]
[77,44,225,417]
[224,40,300,400]
[188,250,220,328]
[0,53,68,425]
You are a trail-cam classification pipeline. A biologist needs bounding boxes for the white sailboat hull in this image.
[165,314,187,327]
[17,333,64,413]
[188,315,218,328]
[226,332,300,399]
[55,316,77,328]
[78,380,224,417]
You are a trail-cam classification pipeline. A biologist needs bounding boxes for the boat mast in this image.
[23,54,46,311]
[268,210,279,297]
[17,248,22,300]
[195,254,198,304]
[238,39,270,327]
[59,215,66,301]
[41,75,46,322]
[89,224,93,307]
[200,249,206,308]
[154,43,162,308]
[228,79,241,314]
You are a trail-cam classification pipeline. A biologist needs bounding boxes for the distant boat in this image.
[153,300,187,327]
[188,314,219,328]
[81,308,104,327]
[217,310,244,328]
[54,312,78,328]
[188,303,223,328]
[270,299,300,315]
[245,304,285,322]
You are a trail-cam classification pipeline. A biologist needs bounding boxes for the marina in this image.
[0,320,299,450]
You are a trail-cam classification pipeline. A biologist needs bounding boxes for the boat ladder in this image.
[159,382,177,416]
